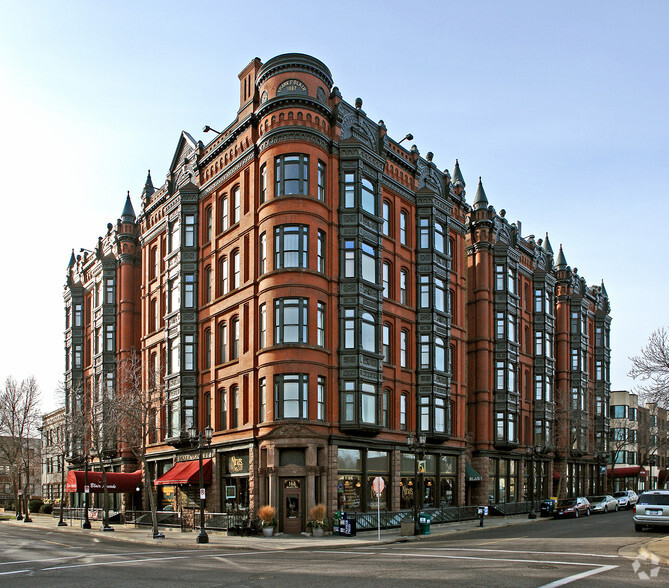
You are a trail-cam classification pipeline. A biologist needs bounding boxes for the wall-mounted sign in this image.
[230,455,244,474]
[277,79,308,96]
[284,478,301,489]
[225,485,237,499]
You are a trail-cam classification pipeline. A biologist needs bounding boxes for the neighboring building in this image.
[63,53,612,531]
[0,436,41,506]
[40,407,67,502]
[609,391,669,492]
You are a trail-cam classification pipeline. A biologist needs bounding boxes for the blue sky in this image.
[1,1,667,412]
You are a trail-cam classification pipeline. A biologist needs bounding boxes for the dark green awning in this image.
[465,463,482,482]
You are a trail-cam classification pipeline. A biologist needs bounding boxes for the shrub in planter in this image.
[40,503,54,515]
[257,505,276,527]
[28,499,44,513]
[308,504,328,536]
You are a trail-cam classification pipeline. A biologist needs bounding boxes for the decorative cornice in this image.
[201,150,255,197]
[257,127,332,155]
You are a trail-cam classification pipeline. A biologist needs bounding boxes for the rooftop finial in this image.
[473,177,489,211]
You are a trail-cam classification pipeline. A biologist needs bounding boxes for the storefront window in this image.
[337,474,362,511]
[440,455,457,506]
[367,450,389,510]
[220,451,249,511]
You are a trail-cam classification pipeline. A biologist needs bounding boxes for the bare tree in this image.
[0,377,41,517]
[114,349,166,539]
[629,327,669,409]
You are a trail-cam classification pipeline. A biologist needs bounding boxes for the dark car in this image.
[553,497,591,518]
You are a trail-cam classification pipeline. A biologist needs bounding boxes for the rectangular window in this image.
[535,374,543,400]
[343,172,355,208]
[204,329,211,367]
[420,275,430,308]
[317,161,326,201]
[276,373,308,419]
[274,298,308,344]
[74,344,82,368]
[275,225,308,269]
[400,330,408,368]
[382,389,390,428]
[400,393,407,430]
[231,318,239,359]
[400,270,408,305]
[232,251,240,289]
[275,154,309,196]
[420,334,430,368]
[400,211,408,245]
[169,278,179,312]
[508,314,516,343]
[344,381,355,422]
[221,257,229,295]
[361,382,377,424]
[232,386,239,428]
[435,221,445,254]
[104,324,114,352]
[259,378,266,423]
[495,361,505,391]
[435,397,445,432]
[184,214,196,247]
[571,348,579,370]
[535,331,543,356]
[420,396,429,431]
[105,278,115,304]
[382,262,390,298]
[74,303,83,326]
[435,277,446,312]
[259,232,266,275]
[344,308,355,349]
[221,197,229,231]
[317,302,325,347]
[495,265,504,291]
[496,312,505,339]
[259,303,266,349]
[232,186,241,224]
[496,412,504,440]
[507,363,516,392]
[205,207,212,242]
[419,218,429,249]
[361,243,377,283]
[382,323,391,363]
[317,376,326,420]
[361,178,376,214]
[534,288,542,313]
[344,240,355,277]
[260,164,267,204]
[220,389,228,430]
[317,230,325,273]
[507,266,516,294]
[382,201,390,235]
[169,220,180,253]
[184,334,195,370]
[184,274,195,308]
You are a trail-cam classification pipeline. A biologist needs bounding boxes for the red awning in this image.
[66,470,142,493]
[606,466,646,478]
[154,459,212,486]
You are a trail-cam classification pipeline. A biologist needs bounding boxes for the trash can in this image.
[419,512,431,535]
[540,499,556,517]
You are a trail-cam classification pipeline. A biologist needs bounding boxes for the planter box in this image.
[400,521,414,536]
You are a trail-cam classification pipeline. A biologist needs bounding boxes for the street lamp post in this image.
[82,455,91,529]
[407,433,427,536]
[58,452,67,526]
[526,446,537,519]
[16,471,23,520]
[189,424,213,544]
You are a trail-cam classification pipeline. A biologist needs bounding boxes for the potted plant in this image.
[257,505,277,537]
[308,504,328,537]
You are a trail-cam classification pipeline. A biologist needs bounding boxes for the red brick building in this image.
[64,53,611,531]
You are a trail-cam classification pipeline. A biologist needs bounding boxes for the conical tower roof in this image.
[141,170,155,200]
[473,177,489,211]
[555,244,568,269]
[452,159,466,188]
[67,248,76,269]
[543,233,554,254]
[121,192,136,223]
[600,280,608,297]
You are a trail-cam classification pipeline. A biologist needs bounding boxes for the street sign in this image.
[200,488,206,500]
[84,485,90,494]
[372,476,385,495]
[417,460,426,473]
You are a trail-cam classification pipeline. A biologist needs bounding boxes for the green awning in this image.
[465,463,482,482]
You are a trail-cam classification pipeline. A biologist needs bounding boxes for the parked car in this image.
[587,495,619,513]
[553,497,591,518]
[633,489,669,532]
[613,490,638,510]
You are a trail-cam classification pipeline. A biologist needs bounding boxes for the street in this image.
[0,511,667,587]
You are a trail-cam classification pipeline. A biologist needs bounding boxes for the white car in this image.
[634,490,669,532]
[588,495,619,513]
[613,490,638,510]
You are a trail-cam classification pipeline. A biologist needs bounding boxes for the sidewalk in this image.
[2,512,544,551]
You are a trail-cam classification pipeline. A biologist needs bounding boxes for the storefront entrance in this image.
[282,478,303,534]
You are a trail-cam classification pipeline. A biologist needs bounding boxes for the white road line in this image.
[538,565,618,587]
[0,549,218,567]
[40,550,284,572]
[0,569,32,576]
[419,547,620,559]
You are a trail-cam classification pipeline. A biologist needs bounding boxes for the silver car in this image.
[613,490,638,510]
[633,490,669,531]
[588,495,619,513]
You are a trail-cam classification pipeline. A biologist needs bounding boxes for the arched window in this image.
[382,200,391,236]
[219,389,227,430]
[204,266,212,303]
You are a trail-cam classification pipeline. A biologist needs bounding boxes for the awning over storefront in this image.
[465,463,482,482]
[66,470,142,493]
[606,466,646,478]
[154,459,212,486]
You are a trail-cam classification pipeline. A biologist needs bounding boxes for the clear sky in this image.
[1,1,667,413]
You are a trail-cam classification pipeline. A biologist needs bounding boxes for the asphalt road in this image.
[0,510,667,587]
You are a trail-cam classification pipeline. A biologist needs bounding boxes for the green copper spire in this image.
[555,244,568,269]
[473,177,488,211]
[452,159,465,189]
[121,192,136,223]
[544,232,553,254]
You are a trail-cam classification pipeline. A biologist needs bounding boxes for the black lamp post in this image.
[407,433,427,536]
[526,446,537,519]
[82,455,91,529]
[23,441,33,523]
[188,424,213,544]
[58,452,67,526]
